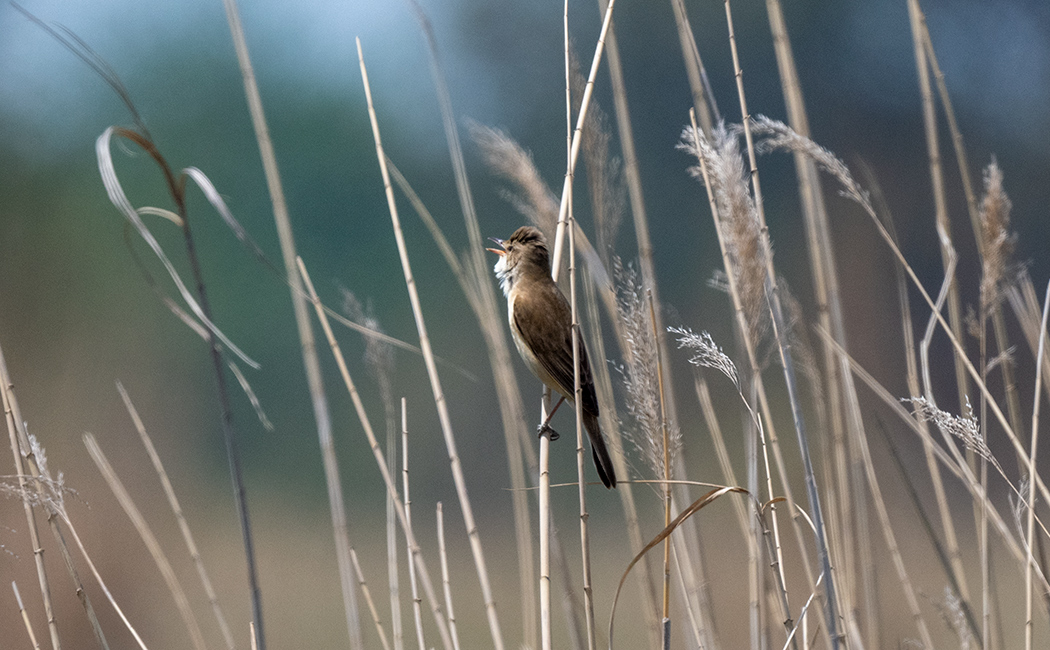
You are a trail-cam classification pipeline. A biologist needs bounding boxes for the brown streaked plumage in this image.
[487,226,617,489]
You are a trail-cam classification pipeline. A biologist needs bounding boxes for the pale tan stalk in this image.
[350,549,392,650]
[562,6,597,646]
[874,178,973,612]
[723,2,841,644]
[117,383,236,650]
[823,328,1050,590]
[83,432,207,650]
[549,0,619,270]
[918,14,1026,451]
[1,342,107,650]
[644,292,672,646]
[540,417,553,650]
[1007,277,1050,417]
[2,358,60,650]
[569,206,597,650]
[391,152,557,647]
[908,0,969,416]
[13,581,42,650]
[582,278,661,642]
[297,257,454,650]
[910,0,986,633]
[765,0,874,639]
[387,409,404,650]
[221,3,359,646]
[669,0,717,134]
[404,7,537,640]
[357,39,504,650]
[814,377,936,647]
[596,2,687,528]
[1025,281,1050,650]
[436,504,462,650]
[686,111,809,648]
[401,401,426,650]
[597,10,709,624]
[693,376,749,538]
[56,497,150,649]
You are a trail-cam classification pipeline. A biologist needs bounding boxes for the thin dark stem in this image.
[113,126,266,649]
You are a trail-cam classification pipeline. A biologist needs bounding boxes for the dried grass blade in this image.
[95,127,260,370]
[607,486,747,650]
[227,362,274,432]
[83,433,207,650]
[182,167,273,268]
[117,382,237,650]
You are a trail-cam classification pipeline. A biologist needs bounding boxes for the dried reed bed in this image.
[5,1,1050,650]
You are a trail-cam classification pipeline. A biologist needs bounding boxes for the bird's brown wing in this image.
[512,279,600,417]
[513,277,616,488]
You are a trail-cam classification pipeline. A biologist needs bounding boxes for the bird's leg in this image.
[537,395,566,441]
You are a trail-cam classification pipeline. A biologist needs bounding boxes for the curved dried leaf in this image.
[608,485,748,650]
[96,127,260,369]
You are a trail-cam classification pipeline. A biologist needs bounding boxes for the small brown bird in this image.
[487,226,617,489]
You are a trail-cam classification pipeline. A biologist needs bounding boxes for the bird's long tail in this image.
[584,412,617,489]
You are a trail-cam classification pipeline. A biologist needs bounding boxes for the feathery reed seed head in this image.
[614,259,680,476]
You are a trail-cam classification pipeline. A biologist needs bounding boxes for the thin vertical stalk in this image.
[1,341,108,650]
[918,14,1026,454]
[569,215,597,650]
[597,4,689,539]
[910,0,987,634]
[550,0,619,270]
[402,401,426,650]
[1025,281,1050,650]
[723,1,841,645]
[404,9,537,642]
[357,39,505,650]
[669,0,718,135]
[13,582,42,650]
[1,347,61,650]
[221,3,369,645]
[388,417,404,650]
[876,165,975,617]
[564,5,596,649]
[82,433,207,650]
[118,383,236,650]
[583,279,662,644]
[648,292,672,645]
[297,258,454,650]
[350,549,392,650]
[907,0,969,417]
[540,417,553,650]
[764,0,876,640]
[686,110,805,649]
[436,504,462,650]
[223,0,357,641]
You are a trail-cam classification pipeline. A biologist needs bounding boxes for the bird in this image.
[487,226,617,489]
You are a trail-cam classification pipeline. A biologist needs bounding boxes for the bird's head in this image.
[486,226,550,296]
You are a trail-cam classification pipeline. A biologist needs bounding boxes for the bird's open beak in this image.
[486,237,505,256]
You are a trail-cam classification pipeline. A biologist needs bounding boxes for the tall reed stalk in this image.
[297,257,454,650]
[723,1,841,645]
[357,38,505,650]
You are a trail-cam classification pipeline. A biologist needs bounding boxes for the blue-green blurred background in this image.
[2,0,1049,647]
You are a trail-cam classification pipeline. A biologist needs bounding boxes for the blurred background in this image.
[2,0,1050,647]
